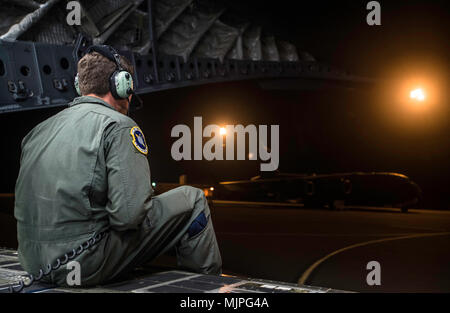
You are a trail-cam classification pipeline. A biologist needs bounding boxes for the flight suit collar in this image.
[69,96,117,112]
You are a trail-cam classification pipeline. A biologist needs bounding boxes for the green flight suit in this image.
[14,96,222,287]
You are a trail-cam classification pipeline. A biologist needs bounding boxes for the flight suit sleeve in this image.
[103,124,153,231]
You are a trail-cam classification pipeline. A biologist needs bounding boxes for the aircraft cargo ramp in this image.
[0,248,347,293]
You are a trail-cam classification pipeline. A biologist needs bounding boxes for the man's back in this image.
[16,101,112,230]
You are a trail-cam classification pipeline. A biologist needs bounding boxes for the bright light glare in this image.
[410,88,426,101]
[209,187,214,191]
[219,127,226,135]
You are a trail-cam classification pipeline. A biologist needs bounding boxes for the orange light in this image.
[375,60,446,133]
[410,88,426,101]
[219,127,226,135]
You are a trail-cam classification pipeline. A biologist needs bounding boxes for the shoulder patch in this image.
[130,126,148,155]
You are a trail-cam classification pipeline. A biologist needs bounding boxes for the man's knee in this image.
[178,186,209,212]
[179,185,205,201]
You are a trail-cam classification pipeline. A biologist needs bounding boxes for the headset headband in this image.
[85,45,124,71]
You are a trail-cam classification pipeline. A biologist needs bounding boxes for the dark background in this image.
[0,0,448,209]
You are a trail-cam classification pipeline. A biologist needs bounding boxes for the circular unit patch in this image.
[130,126,148,155]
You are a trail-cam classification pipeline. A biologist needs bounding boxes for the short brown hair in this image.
[77,51,134,96]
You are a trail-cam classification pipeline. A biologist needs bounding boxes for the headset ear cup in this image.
[109,71,120,99]
[74,73,81,96]
[111,71,134,99]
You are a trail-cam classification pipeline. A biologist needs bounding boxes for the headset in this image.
[74,45,134,100]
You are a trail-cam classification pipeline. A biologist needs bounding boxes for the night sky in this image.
[0,0,448,209]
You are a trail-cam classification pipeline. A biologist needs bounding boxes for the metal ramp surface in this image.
[0,248,346,293]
